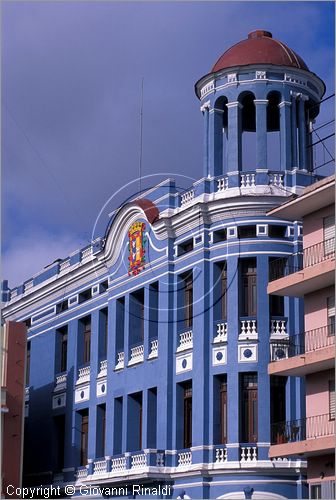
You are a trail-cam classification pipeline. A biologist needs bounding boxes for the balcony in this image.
[270,413,335,458]
[54,372,67,392]
[269,324,335,376]
[176,329,193,352]
[213,321,228,343]
[148,338,158,359]
[76,366,90,384]
[128,344,144,366]
[268,238,335,296]
[239,318,258,340]
[115,351,124,370]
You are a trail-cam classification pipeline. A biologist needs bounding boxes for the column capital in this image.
[226,101,243,109]
[200,100,210,112]
[253,99,269,105]
[299,93,309,102]
[278,100,292,108]
[290,90,300,98]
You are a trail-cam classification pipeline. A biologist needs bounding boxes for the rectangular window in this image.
[58,327,68,373]
[220,379,228,444]
[184,273,193,328]
[184,382,192,448]
[327,296,335,336]
[26,341,31,386]
[178,238,194,255]
[81,316,91,364]
[241,259,257,317]
[97,404,106,457]
[241,373,258,443]
[99,308,108,358]
[79,289,92,303]
[329,380,335,420]
[113,397,123,455]
[80,412,89,466]
[238,225,256,239]
[270,376,287,442]
[268,225,286,238]
[270,295,284,317]
[213,229,227,243]
[220,263,227,320]
[129,289,144,343]
[127,392,143,451]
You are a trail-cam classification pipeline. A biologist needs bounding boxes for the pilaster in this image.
[278,100,292,170]
[227,101,243,172]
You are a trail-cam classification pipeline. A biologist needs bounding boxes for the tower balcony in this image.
[268,237,335,296]
[270,413,335,458]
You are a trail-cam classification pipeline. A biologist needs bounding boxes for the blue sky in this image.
[2,1,335,288]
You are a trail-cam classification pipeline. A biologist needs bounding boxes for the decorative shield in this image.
[128,221,146,276]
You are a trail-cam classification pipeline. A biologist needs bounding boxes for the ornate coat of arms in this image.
[128,221,146,276]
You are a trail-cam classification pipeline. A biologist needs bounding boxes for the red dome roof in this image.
[212,30,309,73]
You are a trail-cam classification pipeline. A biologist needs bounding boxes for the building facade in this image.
[1,320,27,498]
[1,30,328,499]
[267,176,335,499]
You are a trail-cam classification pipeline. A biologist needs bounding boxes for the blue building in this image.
[2,30,326,499]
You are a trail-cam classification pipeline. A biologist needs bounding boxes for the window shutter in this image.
[323,215,335,255]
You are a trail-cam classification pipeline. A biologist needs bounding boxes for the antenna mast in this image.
[139,77,144,194]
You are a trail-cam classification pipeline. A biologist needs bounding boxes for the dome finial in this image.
[248,30,272,39]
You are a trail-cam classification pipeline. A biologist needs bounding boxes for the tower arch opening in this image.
[239,91,256,171]
[214,96,229,174]
[267,91,281,170]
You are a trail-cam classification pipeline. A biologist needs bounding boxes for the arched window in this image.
[214,96,228,175]
[239,92,256,171]
[267,91,281,170]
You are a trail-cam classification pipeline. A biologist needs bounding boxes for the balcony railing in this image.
[269,237,335,281]
[177,450,192,467]
[240,445,258,462]
[148,338,158,359]
[115,351,124,370]
[270,324,335,361]
[129,344,144,365]
[214,321,228,343]
[239,318,258,339]
[271,413,335,444]
[215,445,227,463]
[131,453,147,469]
[93,458,107,475]
[177,330,193,351]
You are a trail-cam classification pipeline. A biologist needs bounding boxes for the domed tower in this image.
[195,30,325,188]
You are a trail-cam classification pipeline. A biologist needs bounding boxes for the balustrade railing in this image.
[131,453,147,469]
[55,372,67,390]
[270,318,287,337]
[240,446,258,462]
[129,344,144,364]
[77,366,90,382]
[240,173,256,188]
[214,321,228,342]
[269,237,335,281]
[271,413,335,444]
[177,330,193,351]
[115,351,124,370]
[98,359,107,375]
[76,466,88,479]
[148,339,158,358]
[111,455,126,472]
[270,324,335,361]
[217,176,229,191]
[269,172,284,187]
[177,450,192,467]
[93,459,107,475]
[181,190,195,206]
[239,319,258,339]
[215,446,228,463]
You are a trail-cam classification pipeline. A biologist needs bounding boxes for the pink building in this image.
[1,321,27,498]
[267,176,335,499]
